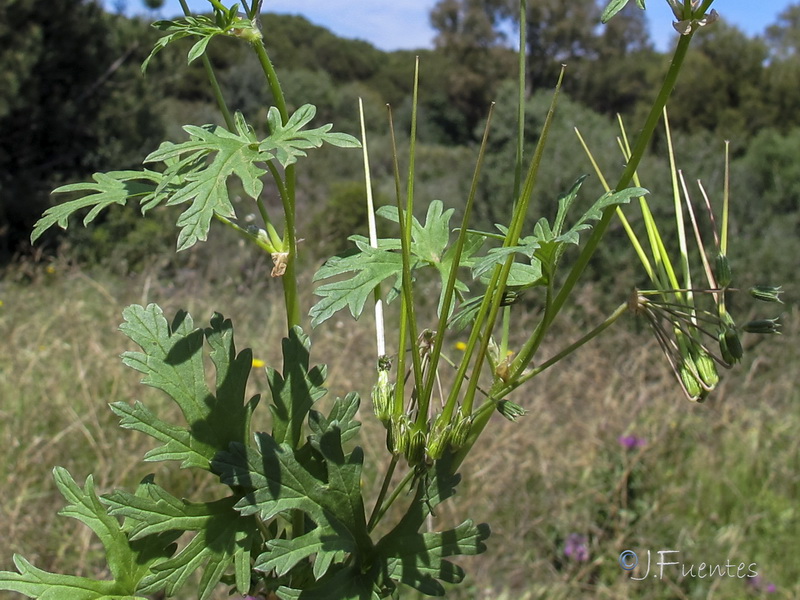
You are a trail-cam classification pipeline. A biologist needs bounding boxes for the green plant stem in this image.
[508,32,696,383]
[176,0,234,130]
[403,58,425,429]
[459,68,565,415]
[250,39,300,329]
[451,299,629,473]
[452,32,699,475]
[213,214,274,253]
[422,104,495,425]
[501,299,630,393]
[369,466,417,530]
[367,455,399,532]
[386,108,410,417]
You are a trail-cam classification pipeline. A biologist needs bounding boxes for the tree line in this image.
[2,0,799,287]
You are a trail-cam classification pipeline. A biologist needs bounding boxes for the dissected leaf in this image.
[112,304,258,470]
[372,458,490,596]
[30,170,163,243]
[144,112,267,250]
[311,200,482,327]
[267,326,328,448]
[104,480,258,600]
[471,179,647,285]
[142,11,255,72]
[383,520,490,596]
[275,564,382,600]
[260,104,361,168]
[307,392,361,451]
[0,469,177,600]
[378,201,484,316]
[214,429,370,553]
[310,238,404,327]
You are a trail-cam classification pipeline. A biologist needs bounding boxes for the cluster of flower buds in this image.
[667,0,719,35]
[633,267,782,403]
[371,354,473,468]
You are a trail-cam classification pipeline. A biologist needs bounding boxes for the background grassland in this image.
[1,263,797,599]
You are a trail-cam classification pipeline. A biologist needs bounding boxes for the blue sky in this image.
[112,1,793,52]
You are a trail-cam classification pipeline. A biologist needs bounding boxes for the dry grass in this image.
[1,263,797,599]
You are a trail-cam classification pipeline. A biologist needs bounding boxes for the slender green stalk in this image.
[387,108,410,418]
[213,214,274,253]
[508,32,697,383]
[398,58,425,428]
[177,0,234,130]
[502,300,630,392]
[368,467,417,531]
[250,37,300,328]
[367,455,399,532]
[422,104,495,425]
[721,141,730,255]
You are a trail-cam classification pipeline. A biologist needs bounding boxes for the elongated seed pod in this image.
[679,361,704,402]
[693,347,719,390]
[715,253,732,288]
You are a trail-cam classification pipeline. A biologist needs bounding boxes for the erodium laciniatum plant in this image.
[0,0,783,598]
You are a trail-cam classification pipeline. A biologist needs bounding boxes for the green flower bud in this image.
[450,411,473,450]
[715,253,732,288]
[425,414,452,461]
[371,370,393,423]
[743,318,781,335]
[718,326,743,365]
[405,428,427,468]
[496,399,526,421]
[693,347,719,391]
[679,361,705,402]
[749,285,783,304]
[387,415,410,456]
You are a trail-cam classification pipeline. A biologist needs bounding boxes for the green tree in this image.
[0,0,164,261]
[567,3,657,119]
[667,21,768,137]
[763,3,800,130]
[430,0,515,142]
[516,0,602,90]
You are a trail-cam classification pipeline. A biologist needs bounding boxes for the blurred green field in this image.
[1,263,797,599]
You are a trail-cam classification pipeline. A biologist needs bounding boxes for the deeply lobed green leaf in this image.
[112,304,258,470]
[0,469,178,600]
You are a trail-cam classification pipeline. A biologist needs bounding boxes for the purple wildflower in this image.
[747,575,777,594]
[564,533,589,562]
[617,435,647,450]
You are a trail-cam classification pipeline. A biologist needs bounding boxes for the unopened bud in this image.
[450,410,473,450]
[231,23,262,43]
[679,361,705,402]
[425,414,452,461]
[718,326,743,365]
[371,370,393,423]
[749,285,783,304]
[496,399,526,421]
[405,428,427,468]
[715,253,732,288]
[693,347,719,391]
[743,318,781,335]
[387,415,410,456]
